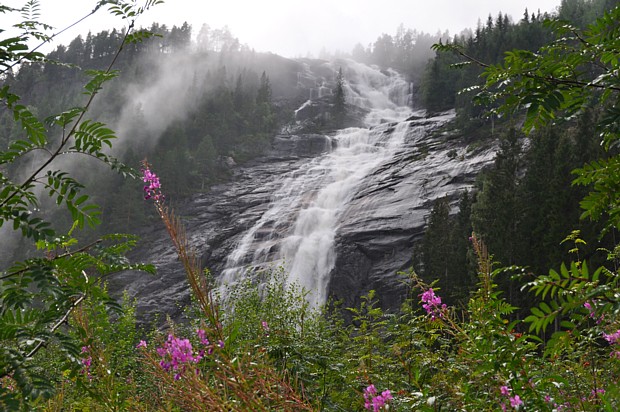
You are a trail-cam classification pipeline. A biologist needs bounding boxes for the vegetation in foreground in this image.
[1,0,620,410]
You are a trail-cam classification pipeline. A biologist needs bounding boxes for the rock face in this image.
[111,59,497,322]
[330,116,495,311]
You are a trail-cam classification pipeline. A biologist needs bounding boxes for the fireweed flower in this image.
[79,345,93,380]
[156,334,203,379]
[363,384,393,411]
[499,385,524,410]
[603,329,620,345]
[80,356,93,381]
[372,396,385,410]
[0,375,16,392]
[196,329,210,346]
[141,164,164,202]
[420,288,447,320]
[510,395,523,408]
[136,340,147,349]
[156,332,225,378]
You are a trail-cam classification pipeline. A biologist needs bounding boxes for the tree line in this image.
[416,0,620,314]
[0,22,280,242]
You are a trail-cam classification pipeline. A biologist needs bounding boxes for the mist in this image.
[0,1,562,58]
[0,0,561,264]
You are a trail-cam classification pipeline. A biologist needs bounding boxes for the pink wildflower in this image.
[420,288,447,320]
[603,330,620,345]
[500,385,511,396]
[80,356,93,381]
[510,395,523,408]
[372,396,385,410]
[136,340,147,349]
[156,334,203,378]
[141,164,164,202]
[197,329,209,345]
[363,384,392,411]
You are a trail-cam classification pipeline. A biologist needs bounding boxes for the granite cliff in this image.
[111,58,497,321]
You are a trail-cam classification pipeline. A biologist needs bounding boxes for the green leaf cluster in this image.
[0,234,154,407]
[0,1,160,407]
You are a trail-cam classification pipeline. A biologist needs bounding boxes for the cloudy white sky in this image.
[3,0,562,57]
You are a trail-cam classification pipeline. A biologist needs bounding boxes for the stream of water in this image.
[220,61,418,306]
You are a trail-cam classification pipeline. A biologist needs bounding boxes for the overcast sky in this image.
[3,0,562,57]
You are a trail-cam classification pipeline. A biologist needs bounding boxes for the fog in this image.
[0,0,563,263]
[2,0,562,58]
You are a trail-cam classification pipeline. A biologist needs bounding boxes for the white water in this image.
[220,61,416,306]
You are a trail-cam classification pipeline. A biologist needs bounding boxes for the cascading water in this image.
[220,60,417,306]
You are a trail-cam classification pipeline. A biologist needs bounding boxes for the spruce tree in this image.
[333,67,346,127]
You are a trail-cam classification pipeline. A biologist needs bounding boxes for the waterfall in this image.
[220,61,416,306]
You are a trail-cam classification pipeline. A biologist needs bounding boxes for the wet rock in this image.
[109,60,498,324]
[112,116,496,324]
[329,118,496,312]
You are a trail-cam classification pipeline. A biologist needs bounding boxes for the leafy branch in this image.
[0,1,159,240]
[0,1,163,406]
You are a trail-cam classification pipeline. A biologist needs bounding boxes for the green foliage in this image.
[0,1,160,408]
[418,195,475,299]
[414,2,620,409]
[108,0,165,20]
[12,204,620,411]
[424,3,618,315]
[452,3,620,232]
[524,231,620,349]
[82,69,120,96]
[0,234,154,407]
[218,271,348,408]
[472,11,620,136]
[425,7,555,123]
[4,1,620,410]
[0,2,49,72]
[34,292,145,410]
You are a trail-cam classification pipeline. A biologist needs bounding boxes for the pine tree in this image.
[254,71,275,134]
[471,128,523,267]
[256,71,271,104]
[333,67,346,127]
[420,197,452,284]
